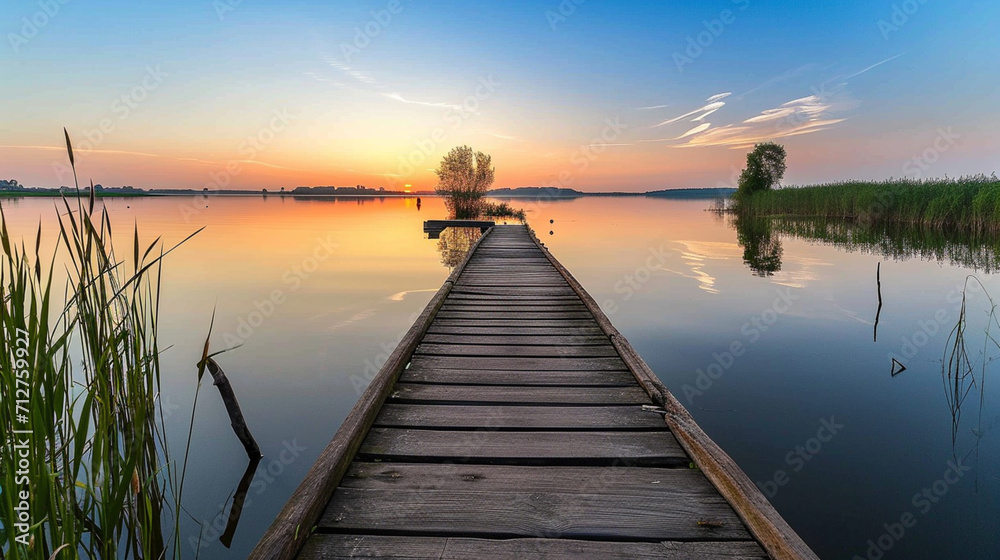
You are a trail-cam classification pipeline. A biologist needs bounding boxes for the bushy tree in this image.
[737,142,787,196]
[435,146,495,219]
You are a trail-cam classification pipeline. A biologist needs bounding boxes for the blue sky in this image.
[1,0,998,190]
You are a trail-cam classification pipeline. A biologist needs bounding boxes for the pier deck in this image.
[251,225,817,559]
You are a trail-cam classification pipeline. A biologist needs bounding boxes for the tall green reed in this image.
[1,130,200,559]
[737,174,1000,234]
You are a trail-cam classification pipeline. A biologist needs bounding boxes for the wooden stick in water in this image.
[207,357,262,461]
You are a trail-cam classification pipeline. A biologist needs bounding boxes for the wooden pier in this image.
[423,220,495,239]
[250,225,818,559]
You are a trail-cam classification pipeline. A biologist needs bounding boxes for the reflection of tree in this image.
[766,217,1000,273]
[732,213,783,276]
[437,227,482,269]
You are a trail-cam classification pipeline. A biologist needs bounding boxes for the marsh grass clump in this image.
[736,174,1000,234]
[481,202,526,221]
[0,130,200,559]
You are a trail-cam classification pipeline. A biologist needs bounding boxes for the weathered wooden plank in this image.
[430,319,602,328]
[440,304,589,312]
[414,343,618,358]
[449,287,577,296]
[421,334,609,345]
[358,428,688,465]
[434,314,595,322]
[389,384,650,404]
[318,487,750,540]
[399,369,636,386]
[425,325,605,336]
[342,463,718,495]
[444,294,582,302]
[409,356,626,371]
[374,404,665,430]
[300,536,768,560]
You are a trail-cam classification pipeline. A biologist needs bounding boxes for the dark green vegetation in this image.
[738,175,1000,234]
[736,142,787,196]
[0,133,199,559]
[728,212,1000,276]
[481,202,526,221]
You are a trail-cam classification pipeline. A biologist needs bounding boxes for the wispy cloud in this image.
[706,92,732,103]
[677,123,711,139]
[322,56,376,84]
[483,131,522,141]
[637,104,670,110]
[654,99,727,127]
[380,92,462,111]
[0,145,163,158]
[844,53,905,80]
[650,92,849,148]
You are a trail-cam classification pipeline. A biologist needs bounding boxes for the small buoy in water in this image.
[549,230,554,235]
[550,219,554,224]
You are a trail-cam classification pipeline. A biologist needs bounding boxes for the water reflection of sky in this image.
[2,194,998,559]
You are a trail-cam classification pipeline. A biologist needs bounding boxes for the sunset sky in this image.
[2,0,998,191]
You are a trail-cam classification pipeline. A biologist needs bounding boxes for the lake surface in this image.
[2,194,998,559]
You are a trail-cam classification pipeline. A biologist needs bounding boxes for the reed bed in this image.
[1,132,199,559]
[737,175,1000,234]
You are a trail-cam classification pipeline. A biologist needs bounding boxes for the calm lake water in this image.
[3,194,998,559]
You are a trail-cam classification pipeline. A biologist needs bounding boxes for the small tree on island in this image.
[737,142,787,196]
[435,146,495,219]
